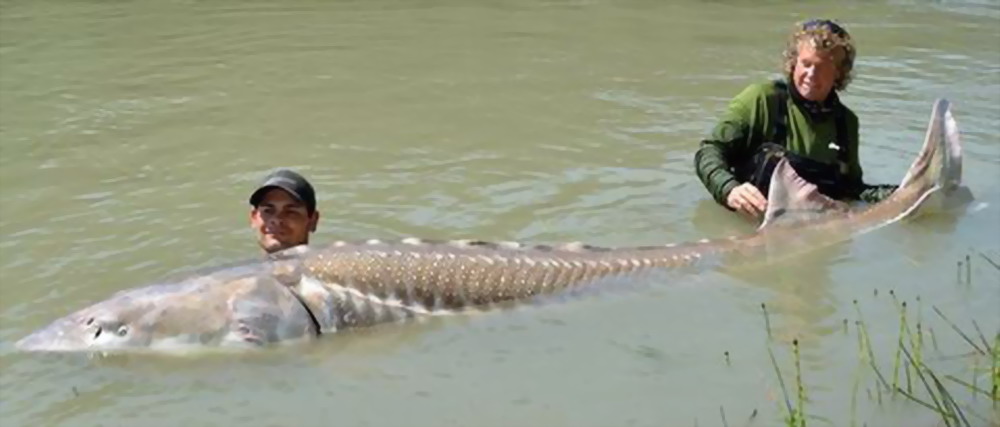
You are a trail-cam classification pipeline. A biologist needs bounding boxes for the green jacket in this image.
[694,81,895,206]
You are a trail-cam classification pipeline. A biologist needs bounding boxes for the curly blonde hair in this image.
[782,20,856,92]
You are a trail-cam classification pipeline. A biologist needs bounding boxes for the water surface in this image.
[1,0,998,425]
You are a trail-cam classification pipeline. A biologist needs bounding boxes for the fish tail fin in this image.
[895,99,964,217]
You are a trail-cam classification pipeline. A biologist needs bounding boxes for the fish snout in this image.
[15,317,96,352]
[14,320,86,351]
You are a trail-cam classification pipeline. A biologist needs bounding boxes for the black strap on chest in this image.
[771,80,850,171]
[773,80,790,146]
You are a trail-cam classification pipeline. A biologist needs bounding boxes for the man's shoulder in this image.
[733,80,783,104]
[837,100,859,126]
[842,103,858,119]
[744,80,783,95]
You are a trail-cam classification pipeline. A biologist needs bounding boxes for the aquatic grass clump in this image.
[868,289,999,426]
[869,301,998,426]
[733,252,998,426]
[758,289,996,427]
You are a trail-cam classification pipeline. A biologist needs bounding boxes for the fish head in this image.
[15,280,234,353]
[15,292,157,352]
[16,268,317,353]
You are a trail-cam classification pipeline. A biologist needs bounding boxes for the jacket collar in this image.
[786,77,840,118]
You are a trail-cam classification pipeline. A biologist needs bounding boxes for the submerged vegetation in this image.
[715,252,1000,426]
[770,303,996,427]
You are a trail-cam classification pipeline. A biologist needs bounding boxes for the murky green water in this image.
[2,0,998,425]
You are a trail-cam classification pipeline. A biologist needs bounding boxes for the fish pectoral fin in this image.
[760,159,848,229]
[225,323,263,346]
[224,319,276,347]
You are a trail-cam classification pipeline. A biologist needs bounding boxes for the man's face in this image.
[249,188,319,253]
[792,42,842,102]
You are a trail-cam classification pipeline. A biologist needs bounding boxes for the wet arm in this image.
[694,104,755,207]
[694,139,739,206]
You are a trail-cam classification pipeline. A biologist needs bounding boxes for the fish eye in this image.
[116,325,128,336]
[93,326,102,339]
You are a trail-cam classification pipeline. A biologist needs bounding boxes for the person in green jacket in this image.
[694,19,896,219]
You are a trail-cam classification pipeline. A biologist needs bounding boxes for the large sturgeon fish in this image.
[15,99,965,353]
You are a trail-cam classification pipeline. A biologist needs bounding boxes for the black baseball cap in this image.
[249,168,317,212]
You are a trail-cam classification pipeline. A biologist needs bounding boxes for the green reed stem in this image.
[971,320,991,355]
[973,357,978,401]
[965,254,971,285]
[901,344,953,427]
[854,320,866,362]
[794,339,805,427]
[955,403,992,427]
[892,301,907,392]
[766,344,795,425]
[992,332,998,406]
[850,360,862,427]
[762,303,772,341]
[854,301,890,391]
[905,360,913,395]
[927,367,970,427]
[894,386,947,417]
[933,305,986,355]
[914,297,923,374]
[979,252,1000,271]
[943,375,992,398]
[899,299,922,395]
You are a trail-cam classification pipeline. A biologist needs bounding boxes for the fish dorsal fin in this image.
[759,159,848,229]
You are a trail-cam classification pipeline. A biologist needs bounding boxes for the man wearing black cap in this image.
[248,169,320,254]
